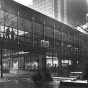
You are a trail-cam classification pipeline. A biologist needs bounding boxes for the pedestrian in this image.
[11,27,15,40]
[6,27,10,39]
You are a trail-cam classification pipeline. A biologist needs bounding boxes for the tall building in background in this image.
[32,0,68,24]
[33,0,56,18]
[59,0,68,24]
[32,0,87,27]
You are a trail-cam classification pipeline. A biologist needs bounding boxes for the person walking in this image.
[11,27,15,40]
[6,27,10,39]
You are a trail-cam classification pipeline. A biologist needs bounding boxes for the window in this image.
[61,59,72,67]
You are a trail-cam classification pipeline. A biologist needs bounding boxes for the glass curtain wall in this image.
[0,7,39,74]
[0,0,82,77]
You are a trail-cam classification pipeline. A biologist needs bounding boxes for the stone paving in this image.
[0,71,60,88]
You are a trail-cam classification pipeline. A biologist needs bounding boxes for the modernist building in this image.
[0,0,88,77]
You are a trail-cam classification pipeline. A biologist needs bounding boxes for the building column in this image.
[39,54,46,72]
[0,49,3,78]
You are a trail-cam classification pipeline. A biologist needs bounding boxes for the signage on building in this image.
[41,40,49,48]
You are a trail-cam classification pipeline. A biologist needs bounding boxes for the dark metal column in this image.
[32,17,35,48]
[38,20,46,72]
[42,20,46,72]
[39,53,46,72]
[0,49,3,78]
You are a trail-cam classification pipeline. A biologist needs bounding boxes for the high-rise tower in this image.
[32,0,68,24]
[32,0,59,19]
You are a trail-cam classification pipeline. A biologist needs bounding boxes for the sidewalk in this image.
[0,71,61,88]
[0,71,36,88]
[0,70,35,81]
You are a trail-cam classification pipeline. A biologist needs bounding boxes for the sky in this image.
[14,0,33,6]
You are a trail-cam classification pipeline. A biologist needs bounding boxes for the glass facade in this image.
[0,0,85,77]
